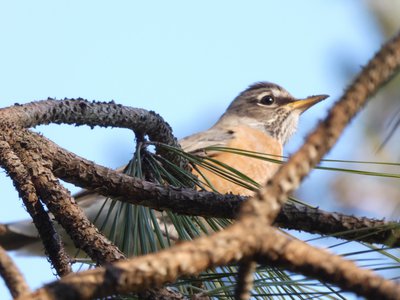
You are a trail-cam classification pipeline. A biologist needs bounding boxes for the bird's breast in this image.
[192,125,283,196]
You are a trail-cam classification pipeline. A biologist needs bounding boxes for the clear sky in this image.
[0,1,383,297]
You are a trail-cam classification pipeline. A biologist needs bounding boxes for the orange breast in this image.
[193,126,282,196]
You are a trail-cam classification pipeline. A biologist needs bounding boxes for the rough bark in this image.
[0,245,30,298]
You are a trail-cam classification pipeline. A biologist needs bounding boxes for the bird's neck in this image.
[268,112,300,145]
[214,112,299,145]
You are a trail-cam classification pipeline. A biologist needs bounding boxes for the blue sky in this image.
[0,1,383,297]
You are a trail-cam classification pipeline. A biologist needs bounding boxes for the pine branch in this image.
[276,202,400,246]
[1,99,188,169]
[234,259,256,300]
[0,245,30,298]
[0,134,72,276]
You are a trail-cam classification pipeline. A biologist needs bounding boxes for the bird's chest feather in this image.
[193,125,282,196]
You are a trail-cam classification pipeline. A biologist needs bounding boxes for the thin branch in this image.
[138,287,188,299]
[2,200,397,250]
[255,228,400,300]
[175,222,400,300]
[234,258,256,300]
[0,245,30,298]
[0,137,72,276]
[275,202,400,246]
[0,99,188,170]
[6,129,125,264]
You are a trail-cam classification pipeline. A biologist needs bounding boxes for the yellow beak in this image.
[287,94,329,113]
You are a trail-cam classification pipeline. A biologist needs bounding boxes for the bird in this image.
[181,82,328,195]
[0,82,328,254]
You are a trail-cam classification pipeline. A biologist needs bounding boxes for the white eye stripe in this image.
[274,89,291,98]
[256,89,291,100]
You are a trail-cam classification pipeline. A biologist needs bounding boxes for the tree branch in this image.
[234,258,256,300]
[15,221,400,300]
[275,202,400,246]
[1,112,185,299]
[0,136,72,276]
[0,245,30,298]
[0,99,188,169]
[255,228,400,300]
[9,128,400,247]
[7,129,125,264]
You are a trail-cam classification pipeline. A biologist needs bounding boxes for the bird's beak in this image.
[287,94,329,113]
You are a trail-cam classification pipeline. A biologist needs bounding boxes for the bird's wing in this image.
[179,127,235,156]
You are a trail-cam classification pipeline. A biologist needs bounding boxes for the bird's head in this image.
[222,82,328,144]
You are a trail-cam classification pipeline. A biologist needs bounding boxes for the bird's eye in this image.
[260,95,275,105]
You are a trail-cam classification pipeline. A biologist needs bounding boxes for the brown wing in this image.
[179,127,235,155]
